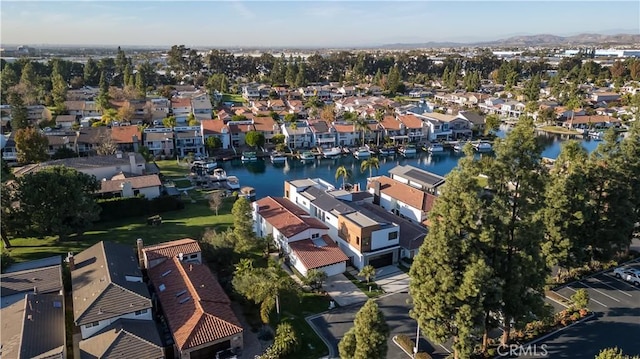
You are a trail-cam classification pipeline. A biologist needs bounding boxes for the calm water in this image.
[218,129,602,199]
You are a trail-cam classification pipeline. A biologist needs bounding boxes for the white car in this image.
[613,267,640,286]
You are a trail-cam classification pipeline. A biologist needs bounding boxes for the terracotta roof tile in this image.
[380,115,401,130]
[398,114,424,129]
[201,119,228,135]
[331,122,356,133]
[142,238,201,262]
[256,197,328,238]
[253,116,278,132]
[569,115,621,124]
[171,97,192,108]
[148,258,242,351]
[289,235,348,270]
[111,126,142,144]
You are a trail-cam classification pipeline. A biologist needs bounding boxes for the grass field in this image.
[6,199,234,263]
[539,125,580,135]
[221,93,247,104]
[277,291,331,359]
[154,159,191,178]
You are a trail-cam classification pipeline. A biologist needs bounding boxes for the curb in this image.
[392,335,415,358]
[552,256,640,290]
[305,315,337,359]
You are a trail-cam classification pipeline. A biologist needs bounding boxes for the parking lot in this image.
[533,258,640,358]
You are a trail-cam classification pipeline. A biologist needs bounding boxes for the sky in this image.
[1,0,639,48]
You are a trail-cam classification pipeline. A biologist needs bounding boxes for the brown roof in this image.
[142,238,201,262]
[171,97,192,108]
[398,114,423,129]
[148,258,243,351]
[256,196,329,238]
[369,176,437,213]
[201,119,228,135]
[289,235,349,270]
[253,116,277,132]
[331,122,356,133]
[99,174,162,193]
[1,265,63,301]
[55,115,76,123]
[76,127,109,145]
[569,115,621,125]
[79,319,164,359]
[111,125,142,144]
[65,101,85,111]
[380,115,401,130]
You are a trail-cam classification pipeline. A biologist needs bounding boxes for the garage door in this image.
[368,253,393,268]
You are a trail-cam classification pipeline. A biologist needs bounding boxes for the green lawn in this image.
[343,271,384,298]
[221,93,247,104]
[6,200,234,263]
[539,125,580,135]
[154,159,191,179]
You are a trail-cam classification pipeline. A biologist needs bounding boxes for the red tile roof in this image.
[253,116,278,132]
[111,125,142,144]
[256,197,328,238]
[332,123,356,133]
[201,119,228,135]
[148,258,242,351]
[369,176,436,213]
[289,235,348,270]
[398,114,424,129]
[142,238,202,262]
[171,97,191,108]
[569,115,621,125]
[380,115,401,130]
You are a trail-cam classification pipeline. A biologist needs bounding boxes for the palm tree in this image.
[360,157,380,178]
[358,264,376,285]
[335,165,352,190]
[354,117,369,146]
[289,121,298,149]
[374,109,385,146]
[565,96,583,129]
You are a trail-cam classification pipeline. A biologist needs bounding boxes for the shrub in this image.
[415,353,432,359]
[570,288,590,309]
[395,334,415,353]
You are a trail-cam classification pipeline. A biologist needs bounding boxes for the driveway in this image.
[323,273,368,307]
[308,292,451,359]
[530,257,640,358]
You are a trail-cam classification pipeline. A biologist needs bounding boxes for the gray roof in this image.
[288,179,318,189]
[311,120,330,133]
[79,319,164,359]
[388,165,445,189]
[346,202,397,229]
[14,153,146,177]
[457,111,486,125]
[360,203,427,250]
[144,132,174,141]
[4,255,61,273]
[1,293,66,359]
[303,186,356,215]
[1,265,63,308]
[72,241,152,325]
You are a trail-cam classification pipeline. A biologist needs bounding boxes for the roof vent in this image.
[176,290,187,297]
[179,296,191,304]
[159,284,166,292]
[161,270,172,277]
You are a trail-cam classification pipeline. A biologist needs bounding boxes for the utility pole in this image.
[413,323,420,358]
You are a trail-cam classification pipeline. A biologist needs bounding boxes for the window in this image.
[134,309,148,316]
[389,232,398,240]
[190,254,198,259]
[86,321,100,328]
[133,189,140,196]
[356,236,360,245]
[311,233,320,239]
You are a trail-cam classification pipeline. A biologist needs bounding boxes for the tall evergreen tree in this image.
[123,63,133,89]
[136,71,146,99]
[619,119,640,241]
[480,116,549,345]
[51,66,68,113]
[232,196,257,251]
[338,299,388,359]
[83,57,100,86]
[8,91,29,130]
[96,71,111,110]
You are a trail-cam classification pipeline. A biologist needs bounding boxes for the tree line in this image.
[409,117,640,359]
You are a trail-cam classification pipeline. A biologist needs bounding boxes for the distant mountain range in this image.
[379,33,640,49]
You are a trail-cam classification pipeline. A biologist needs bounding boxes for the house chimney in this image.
[129,153,141,174]
[372,180,381,205]
[136,238,145,269]
[132,135,139,152]
[33,286,38,294]
[67,252,75,271]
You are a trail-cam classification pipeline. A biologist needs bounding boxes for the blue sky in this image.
[1,1,639,47]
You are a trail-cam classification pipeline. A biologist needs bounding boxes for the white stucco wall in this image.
[79,308,152,339]
[371,226,400,251]
[138,186,161,199]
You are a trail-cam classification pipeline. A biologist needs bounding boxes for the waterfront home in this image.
[367,174,438,226]
[70,241,154,340]
[388,164,445,195]
[308,120,337,148]
[398,114,427,143]
[111,125,142,152]
[378,115,406,144]
[227,116,255,148]
[201,119,231,150]
[144,127,175,156]
[253,196,349,277]
[420,113,454,141]
[332,121,359,147]
[148,257,244,359]
[281,121,313,149]
[253,115,281,145]
[562,115,622,131]
[456,111,487,133]
[174,125,205,158]
[139,238,202,270]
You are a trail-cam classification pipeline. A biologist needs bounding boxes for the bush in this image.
[570,288,590,309]
[415,353,432,359]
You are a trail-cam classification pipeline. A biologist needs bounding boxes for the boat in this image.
[378,146,395,156]
[399,144,417,156]
[241,151,258,162]
[212,168,227,180]
[323,147,342,158]
[240,186,256,200]
[353,147,371,159]
[270,151,287,163]
[226,175,240,190]
[299,151,315,161]
[589,131,604,141]
[453,142,464,152]
[473,141,493,152]
[427,143,445,153]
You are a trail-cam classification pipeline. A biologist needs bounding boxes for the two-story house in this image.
[44,131,74,157]
[332,122,359,147]
[174,126,205,158]
[281,121,313,149]
[253,116,280,145]
[308,120,337,148]
[456,111,487,133]
[253,196,348,277]
[70,241,154,340]
[74,127,110,155]
[171,97,192,123]
[144,127,175,156]
[367,174,438,226]
[242,85,261,101]
[139,238,202,270]
[398,114,426,143]
[419,113,454,141]
[111,125,142,152]
[191,94,213,120]
[201,119,231,151]
[388,164,445,195]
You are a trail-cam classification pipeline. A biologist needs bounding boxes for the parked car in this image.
[613,267,640,286]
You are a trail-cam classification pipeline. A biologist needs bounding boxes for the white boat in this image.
[241,151,258,162]
[270,152,287,163]
[353,147,371,159]
[378,147,395,156]
[226,175,240,190]
[589,131,603,141]
[473,141,492,152]
[213,168,227,180]
[428,143,444,153]
[453,142,464,151]
[399,144,417,156]
[323,147,342,158]
[300,151,315,161]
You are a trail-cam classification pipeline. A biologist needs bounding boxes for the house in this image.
[174,126,205,158]
[44,131,75,157]
[70,241,153,340]
[98,173,163,199]
[78,319,165,359]
[171,97,192,123]
[456,111,487,132]
[111,125,142,152]
[562,115,622,131]
[55,114,77,129]
[253,116,280,145]
[191,94,213,120]
[591,92,620,103]
[253,196,348,277]
[1,293,66,359]
[367,175,437,225]
[398,114,426,143]
[378,115,406,144]
[419,113,454,141]
[281,121,313,149]
[148,257,244,359]
[284,179,401,269]
[227,117,256,148]
[1,255,64,308]
[75,127,110,155]
[14,151,148,180]
[150,98,171,113]
[144,127,175,157]
[242,85,261,100]
[308,120,337,148]
[27,104,48,123]
[267,99,287,111]
[388,165,445,195]
[65,100,86,118]
[444,115,473,139]
[201,119,230,150]
[139,237,202,270]
[332,121,360,147]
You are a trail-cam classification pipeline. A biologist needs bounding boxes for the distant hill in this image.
[379,33,640,49]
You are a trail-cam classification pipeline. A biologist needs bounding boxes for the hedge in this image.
[97,195,184,221]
